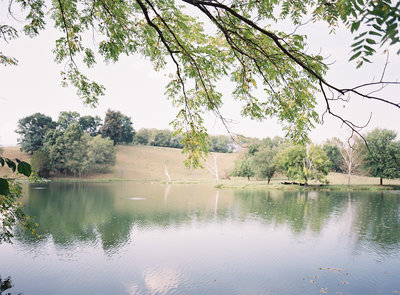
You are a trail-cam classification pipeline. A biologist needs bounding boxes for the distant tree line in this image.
[231,129,400,186]
[16,109,399,184]
[134,128,235,153]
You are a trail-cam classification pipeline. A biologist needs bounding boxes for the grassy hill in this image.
[0,145,239,182]
[2,145,400,186]
[91,145,238,181]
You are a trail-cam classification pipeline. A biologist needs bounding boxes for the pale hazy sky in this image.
[1,6,399,146]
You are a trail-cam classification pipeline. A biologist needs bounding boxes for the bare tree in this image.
[205,153,219,182]
[165,164,172,183]
[333,137,363,187]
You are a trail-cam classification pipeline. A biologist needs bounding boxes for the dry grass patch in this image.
[327,172,400,186]
[88,145,238,181]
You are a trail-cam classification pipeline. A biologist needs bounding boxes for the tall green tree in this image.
[101,110,134,145]
[252,146,278,184]
[363,128,400,185]
[49,122,85,176]
[47,123,115,176]
[31,149,51,178]
[16,113,57,154]
[87,135,116,173]
[79,115,102,136]
[323,141,343,173]
[276,144,330,185]
[120,115,135,144]
[3,0,400,165]
[57,111,80,131]
[101,110,123,145]
[231,157,255,181]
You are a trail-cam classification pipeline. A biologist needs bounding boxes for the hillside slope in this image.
[94,145,238,181]
[1,145,239,181]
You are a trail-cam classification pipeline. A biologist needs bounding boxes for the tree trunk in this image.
[205,154,219,182]
[267,177,271,184]
[380,177,383,186]
[165,165,171,183]
[347,164,352,187]
[214,155,219,182]
[247,176,250,181]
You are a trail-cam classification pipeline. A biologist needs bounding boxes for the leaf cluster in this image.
[0,157,31,195]
[0,158,36,243]
[3,0,400,167]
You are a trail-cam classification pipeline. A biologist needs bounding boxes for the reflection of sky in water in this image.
[0,183,400,294]
[126,266,182,295]
[144,267,182,294]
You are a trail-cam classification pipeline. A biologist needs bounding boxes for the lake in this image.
[1,182,400,294]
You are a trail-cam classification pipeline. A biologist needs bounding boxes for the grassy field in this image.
[89,145,238,182]
[2,145,400,189]
[0,145,238,182]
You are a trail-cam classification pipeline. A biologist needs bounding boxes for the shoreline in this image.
[26,177,400,192]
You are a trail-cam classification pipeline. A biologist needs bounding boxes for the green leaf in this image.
[352,45,363,52]
[366,38,377,44]
[5,158,16,172]
[351,39,364,47]
[369,30,382,36]
[349,51,362,61]
[351,21,361,33]
[361,56,371,63]
[364,45,375,52]
[354,31,368,40]
[0,158,4,167]
[17,161,32,177]
[0,178,10,196]
[372,24,383,32]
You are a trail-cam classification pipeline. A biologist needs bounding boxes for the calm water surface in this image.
[1,182,400,294]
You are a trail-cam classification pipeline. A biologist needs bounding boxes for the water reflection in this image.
[15,183,400,257]
[2,183,400,294]
[125,266,182,295]
[351,191,400,256]
[233,190,348,234]
[143,267,182,294]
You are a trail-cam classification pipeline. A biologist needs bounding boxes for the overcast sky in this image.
[1,6,399,146]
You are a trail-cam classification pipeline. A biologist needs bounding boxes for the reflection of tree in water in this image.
[15,183,226,253]
[234,190,347,234]
[234,189,400,254]
[15,182,129,252]
[15,183,400,256]
[351,191,400,255]
[0,276,21,295]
